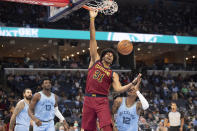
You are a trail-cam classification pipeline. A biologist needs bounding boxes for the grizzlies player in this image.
[112,78,149,131]
[28,78,68,131]
[9,88,32,131]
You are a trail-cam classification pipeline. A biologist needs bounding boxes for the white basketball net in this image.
[85,0,118,15]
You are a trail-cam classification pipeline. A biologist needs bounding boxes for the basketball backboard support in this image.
[48,0,91,22]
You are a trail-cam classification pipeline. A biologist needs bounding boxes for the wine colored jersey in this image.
[85,61,113,95]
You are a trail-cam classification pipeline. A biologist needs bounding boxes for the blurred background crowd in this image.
[0,0,197,131]
[1,70,197,130]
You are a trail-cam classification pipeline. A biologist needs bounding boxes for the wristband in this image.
[90,17,95,20]
[136,90,140,95]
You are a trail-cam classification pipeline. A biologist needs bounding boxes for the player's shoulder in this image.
[17,99,24,104]
[53,93,58,98]
[88,59,100,69]
[136,101,141,106]
[16,99,25,107]
[114,97,123,104]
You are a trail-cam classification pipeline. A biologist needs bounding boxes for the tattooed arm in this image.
[112,97,122,131]
[136,102,143,116]
[9,101,25,131]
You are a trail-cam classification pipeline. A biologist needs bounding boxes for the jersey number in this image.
[93,70,105,82]
[46,105,51,111]
[123,117,131,124]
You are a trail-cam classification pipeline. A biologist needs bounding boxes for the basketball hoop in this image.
[82,0,118,15]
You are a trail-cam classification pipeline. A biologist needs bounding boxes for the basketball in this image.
[117,40,133,55]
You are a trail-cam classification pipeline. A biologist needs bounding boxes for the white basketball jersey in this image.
[34,91,55,121]
[16,99,31,126]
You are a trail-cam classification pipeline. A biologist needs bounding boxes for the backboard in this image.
[48,0,92,22]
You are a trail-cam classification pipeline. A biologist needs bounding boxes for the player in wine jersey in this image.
[28,78,68,131]
[9,88,32,131]
[112,78,149,131]
[81,10,142,131]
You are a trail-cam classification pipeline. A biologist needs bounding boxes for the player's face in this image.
[42,80,51,90]
[103,52,114,65]
[24,89,32,100]
[171,103,177,111]
[127,87,137,96]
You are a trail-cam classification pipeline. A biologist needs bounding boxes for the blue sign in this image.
[1,27,197,45]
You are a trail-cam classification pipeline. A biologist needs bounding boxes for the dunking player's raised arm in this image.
[28,93,42,127]
[9,101,25,131]
[89,10,100,68]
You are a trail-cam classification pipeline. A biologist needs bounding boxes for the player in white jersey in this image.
[28,78,68,131]
[9,88,32,131]
[112,77,149,131]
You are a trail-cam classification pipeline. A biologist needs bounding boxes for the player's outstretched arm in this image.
[112,73,142,93]
[28,93,42,126]
[89,10,100,68]
[9,101,25,131]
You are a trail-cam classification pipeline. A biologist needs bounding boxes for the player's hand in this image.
[63,120,69,131]
[134,78,142,92]
[35,119,42,126]
[129,77,142,92]
[89,10,98,18]
[132,73,142,85]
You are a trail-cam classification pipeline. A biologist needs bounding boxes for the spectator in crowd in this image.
[1,70,197,130]
[156,119,167,131]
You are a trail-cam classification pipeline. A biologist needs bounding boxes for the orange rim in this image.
[82,0,112,11]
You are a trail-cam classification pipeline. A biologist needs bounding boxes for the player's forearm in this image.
[28,109,37,122]
[90,17,96,40]
[9,115,16,130]
[55,107,65,122]
[115,83,133,93]
[111,115,117,131]
[136,91,149,110]
[89,17,98,60]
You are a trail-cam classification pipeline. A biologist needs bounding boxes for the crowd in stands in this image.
[0,1,197,36]
[0,0,197,131]
[1,53,197,71]
[1,70,197,130]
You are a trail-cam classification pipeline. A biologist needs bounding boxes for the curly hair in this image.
[100,48,117,65]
